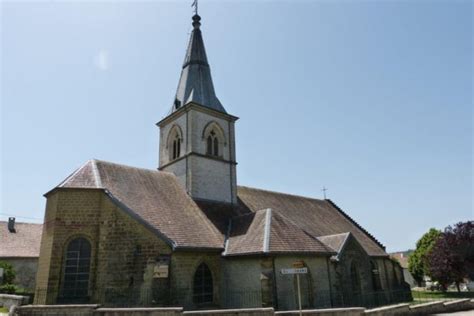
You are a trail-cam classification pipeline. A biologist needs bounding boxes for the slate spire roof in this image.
[171,14,226,113]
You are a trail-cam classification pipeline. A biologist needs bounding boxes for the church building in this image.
[34,13,410,310]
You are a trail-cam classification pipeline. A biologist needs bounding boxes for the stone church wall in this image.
[274,256,331,311]
[221,257,264,309]
[35,190,172,306]
[169,252,221,310]
[189,155,234,203]
[330,237,373,307]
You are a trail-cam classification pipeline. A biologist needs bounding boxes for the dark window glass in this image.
[177,138,181,157]
[350,262,361,295]
[173,140,177,159]
[213,137,218,156]
[371,261,382,290]
[207,136,213,155]
[193,263,213,304]
[61,238,91,300]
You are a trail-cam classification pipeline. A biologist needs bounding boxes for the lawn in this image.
[0,307,8,313]
[411,291,474,302]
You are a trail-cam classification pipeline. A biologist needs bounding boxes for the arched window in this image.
[206,130,219,157]
[371,261,382,291]
[207,136,213,155]
[167,125,183,161]
[213,137,218,156]
[172,135,181,160]
[62,237,91,300]
[193,263,213,304]
[202,121,225,158]
[350,262,361,295]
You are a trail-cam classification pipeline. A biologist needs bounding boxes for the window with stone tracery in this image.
[206,130,219,157]
[167,125,183,161]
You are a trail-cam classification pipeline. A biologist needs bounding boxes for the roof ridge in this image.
[317,232,351,239]
[325,199,386,251]
[262,209,272,253]
[92,159,173,174]
[57,160,93,188]
[238,185,325,203]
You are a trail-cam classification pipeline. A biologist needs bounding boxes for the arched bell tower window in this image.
[172,135,181,160]
[193,263,213,305]
[167,125,183,161]
[206,131,219,157]
[61,237,91,301]
[202,121,225,158]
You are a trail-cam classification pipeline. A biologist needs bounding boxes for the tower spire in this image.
[171,13,226,113]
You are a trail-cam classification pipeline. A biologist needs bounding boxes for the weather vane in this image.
[192,0,198,15]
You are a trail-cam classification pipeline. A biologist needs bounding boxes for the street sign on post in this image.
[280,268,308,275]
[280,264,308,316]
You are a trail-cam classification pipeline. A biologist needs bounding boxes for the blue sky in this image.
[1,0,472,252]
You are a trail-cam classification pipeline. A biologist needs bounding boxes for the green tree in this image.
[0,261,16,285]
[408,228,441,286]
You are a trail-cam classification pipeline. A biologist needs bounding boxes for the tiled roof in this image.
[52,159,224,250]
[237,186,387,257]
[224,209,335,256]
[50,159,388,257]
[317,232,350,254]
[0,221,43,258]
[390,252,410,268]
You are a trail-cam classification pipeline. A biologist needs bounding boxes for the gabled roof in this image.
[0,221,43,258]
[224,208,335,256]
[49,160,388,257]
[317,232,350,254]
[171,14,226,114]
[237,186,388,257]
[51,159,223,250]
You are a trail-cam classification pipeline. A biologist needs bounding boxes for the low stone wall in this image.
[443,299,472,312]
[0,294,29,311]
[408,301,445,315]
[94,307,183,316]
[275,307,365,316]
[183,308,274,316]
[363,299,474,316]
[15,304,100,316]
[365,303,409,315]
[13,300,474,316]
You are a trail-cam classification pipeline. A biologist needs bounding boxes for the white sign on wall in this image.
[280,267,308,275]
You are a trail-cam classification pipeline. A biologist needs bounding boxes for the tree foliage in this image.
[408,228,441,285]
[0,261,16,285]
[427,221,474,291]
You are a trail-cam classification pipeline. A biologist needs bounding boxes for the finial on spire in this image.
[192,14,201,29]
[192,0,198,16]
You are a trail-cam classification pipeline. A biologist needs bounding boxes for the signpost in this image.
[281,262,308,316]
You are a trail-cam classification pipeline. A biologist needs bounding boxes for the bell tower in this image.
[157,14,238,205]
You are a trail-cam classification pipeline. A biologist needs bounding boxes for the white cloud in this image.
[94,49,110,71]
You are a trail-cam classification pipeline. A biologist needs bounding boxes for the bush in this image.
[0,284,18,294]
[0,261,15,285]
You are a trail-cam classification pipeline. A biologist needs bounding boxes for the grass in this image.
[0,307,8,313]
[411,291,474,303]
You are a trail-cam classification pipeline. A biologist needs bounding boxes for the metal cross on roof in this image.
[321,187,328,199]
